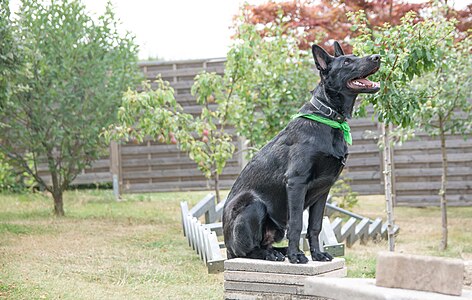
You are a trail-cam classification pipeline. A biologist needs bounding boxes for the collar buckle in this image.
[310,96,346,123]
[318,103,333,117]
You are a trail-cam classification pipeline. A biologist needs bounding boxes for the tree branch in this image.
[0,145,51,193]
[385,54,399,83]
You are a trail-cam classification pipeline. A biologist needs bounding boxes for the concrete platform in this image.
[224,258,346,299]
[224,291,327,300]
[224,258,345,275]
[304,277,472,300]
[224,267,347,285]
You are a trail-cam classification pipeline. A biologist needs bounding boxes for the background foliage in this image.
[242,0,471,52]
[108,16,316,198]
[225,17,314,152]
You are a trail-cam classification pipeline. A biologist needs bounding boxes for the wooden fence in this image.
[393,133,472,206]
[38,58,471,206]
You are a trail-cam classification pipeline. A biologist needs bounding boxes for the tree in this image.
[349,10,457,250]
[106,77,235,203]
[412,36,472,250]
[0,0,140,216]
[242,0,470,52]
[191,72,236,202]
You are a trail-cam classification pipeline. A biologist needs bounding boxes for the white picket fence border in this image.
[325,202,400,247]
[180,194,399,273]
[181,194,354,273]
[180,194,226,273]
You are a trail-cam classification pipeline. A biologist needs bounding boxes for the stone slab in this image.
[304,277,472,300]
[224,281,303,295]
[224,267,347,286]
[224,291,327,300]
[317,267,347,278]
[224,258,345,276]
[376,251,464,296]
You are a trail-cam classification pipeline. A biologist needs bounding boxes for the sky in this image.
[9,0,472,61]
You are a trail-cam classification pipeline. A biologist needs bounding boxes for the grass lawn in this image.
[0,190,471,299]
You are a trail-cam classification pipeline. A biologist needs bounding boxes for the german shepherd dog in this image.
[222,42,381,264]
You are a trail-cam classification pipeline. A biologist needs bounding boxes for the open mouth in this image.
[347,67,380,92]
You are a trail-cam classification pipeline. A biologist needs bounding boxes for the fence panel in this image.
[393,134,472,206]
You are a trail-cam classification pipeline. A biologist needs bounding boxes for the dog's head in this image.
[312,41,381,95]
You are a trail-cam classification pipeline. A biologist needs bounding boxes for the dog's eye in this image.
[344,60,351,65]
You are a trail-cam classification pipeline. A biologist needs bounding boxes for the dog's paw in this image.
[311,251,333,262]
[272,250,285,262]
[288,252,309,264]
[264,249,285,261]
[264,252,278,261]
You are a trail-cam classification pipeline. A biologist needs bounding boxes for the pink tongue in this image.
[355,78,380,88]
[357,78,372,85]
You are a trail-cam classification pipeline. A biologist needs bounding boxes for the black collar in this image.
[310,96,346,123]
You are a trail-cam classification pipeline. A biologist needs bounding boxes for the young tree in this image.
[106,77,235,203]
[191,72,236,202]
[412,37,472,250]
[0,0,140,216]
[349,10,457,250]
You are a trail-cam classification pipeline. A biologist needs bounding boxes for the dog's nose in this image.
[370,54,381,62]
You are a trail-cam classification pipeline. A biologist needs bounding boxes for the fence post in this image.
[110,141,122,200]
[389,124,397,206]
[238,137,248,171]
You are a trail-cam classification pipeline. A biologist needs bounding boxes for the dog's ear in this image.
[333,41,345,57]
[312,44,333,72]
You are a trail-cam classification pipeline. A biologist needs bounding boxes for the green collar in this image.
[292,113,352,145]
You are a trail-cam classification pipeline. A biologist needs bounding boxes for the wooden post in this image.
[439,117,448,250]
[238,137,248,171]
[110,141,122,200]
[389,123,397,207]
[381,123,395,251]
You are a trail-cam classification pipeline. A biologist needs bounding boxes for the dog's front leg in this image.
[307,194,333,261]
[286,176,309,264]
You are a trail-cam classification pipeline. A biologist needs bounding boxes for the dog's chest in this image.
[305,153,346,204]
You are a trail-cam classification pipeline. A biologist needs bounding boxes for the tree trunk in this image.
[214,171,221,203]
[49,168,64,216]
[47,151,65,216]
[382,122,395,251]
[53,191,65,216]
[439,117,448,250]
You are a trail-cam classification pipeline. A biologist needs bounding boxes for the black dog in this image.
[222,42,381,264]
